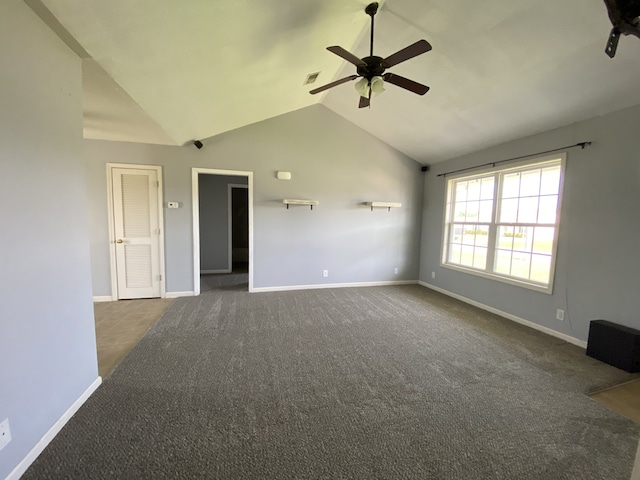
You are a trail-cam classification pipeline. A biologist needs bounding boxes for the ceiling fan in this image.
[309,2,432,108]
[603,0,640,58]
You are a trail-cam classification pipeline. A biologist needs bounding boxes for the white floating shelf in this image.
[283,199,319,210]
[366,202,402,211]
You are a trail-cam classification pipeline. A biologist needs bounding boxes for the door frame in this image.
[227,183,249,272]
[106,163,166,300]
[192,168,254,295]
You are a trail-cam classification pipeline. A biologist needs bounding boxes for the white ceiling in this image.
[30,0,640,163]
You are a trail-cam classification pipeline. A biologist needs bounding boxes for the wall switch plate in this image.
[0,418,11,451]
[556,309,565,321]
[167,201,179,209]
[322,270,328,278]
[431,271,436,279]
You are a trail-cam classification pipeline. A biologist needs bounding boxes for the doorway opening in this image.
[229,183,249,274]
[192,168,254,294]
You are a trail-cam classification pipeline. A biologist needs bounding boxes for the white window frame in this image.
[440,153,566,294]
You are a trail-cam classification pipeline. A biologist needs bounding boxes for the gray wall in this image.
[198,174,247,272]
[420,104,640,342]
[0,3,98,478]
[86,105,424,294]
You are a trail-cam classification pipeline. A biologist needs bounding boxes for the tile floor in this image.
[94,298,175,378]
[591,378,640,423]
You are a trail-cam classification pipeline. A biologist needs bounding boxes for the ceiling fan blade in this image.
[327,46,367,67]
[382,39,432,68]
[309,75,359,94]
[383,73,430,95]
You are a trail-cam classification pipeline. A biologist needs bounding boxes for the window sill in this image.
[440,263,554,294]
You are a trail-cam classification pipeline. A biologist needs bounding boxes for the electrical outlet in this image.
[556,309,565,321]
[431,271,436,279]
[322,270,328,278]
[0,418,11,451]
[394,267,398,275]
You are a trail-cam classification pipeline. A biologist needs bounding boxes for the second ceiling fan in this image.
[309,2,432,108]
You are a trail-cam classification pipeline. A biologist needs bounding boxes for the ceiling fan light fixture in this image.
[354,77,370,97]
[370,76,385,96]
[355,76,385,98]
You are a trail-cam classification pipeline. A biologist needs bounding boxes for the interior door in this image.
[111,167,162,299]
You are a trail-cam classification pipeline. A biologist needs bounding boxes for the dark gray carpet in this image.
[24,280,640,479]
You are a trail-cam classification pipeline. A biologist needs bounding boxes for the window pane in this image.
[473,247,488,269]
[520,169,541,197]
[462,226,476,246]
[495,249,512,274]
[540,166,561,195]
[530,254,551,283]
[452,224,464,243]
[497,226,514,249]
[479,200,493,223]
[449,243,462,264]
[480,177,495,200]
[460,245,474,267]
[517,197,539,223]
[455,181,468,202]
[465,201,479,221]
[467,179,481,201]
[533,227,554,255]
[511,252,531,279]
[500,198,518,223]
[538,195,558,224]
[454,202,467,221]
[502,173,520,198]
[475,226,489,247]
[512,227,532,252]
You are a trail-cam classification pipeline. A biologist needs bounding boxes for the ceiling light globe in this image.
[355,78,370,97]
[370,76,385,96]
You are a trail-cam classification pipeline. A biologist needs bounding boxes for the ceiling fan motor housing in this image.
[357,56,386,80]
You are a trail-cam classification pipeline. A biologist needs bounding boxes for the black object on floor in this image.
[587,319,640,372]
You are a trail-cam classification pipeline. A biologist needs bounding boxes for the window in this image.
[442,155,565,293]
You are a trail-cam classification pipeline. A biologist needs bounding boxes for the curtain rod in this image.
[436,142,592,178]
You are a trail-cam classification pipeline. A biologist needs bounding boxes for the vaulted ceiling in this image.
[27,0,640,163]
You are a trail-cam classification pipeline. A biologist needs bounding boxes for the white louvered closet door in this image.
[112,168,161,299]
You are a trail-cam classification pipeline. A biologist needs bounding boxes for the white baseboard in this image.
[201,269,231,274]
[165,291,195,298]
[92,296,113,302]
[5,376,102,480]
[418,281,587,349]
[251,280,418,293]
